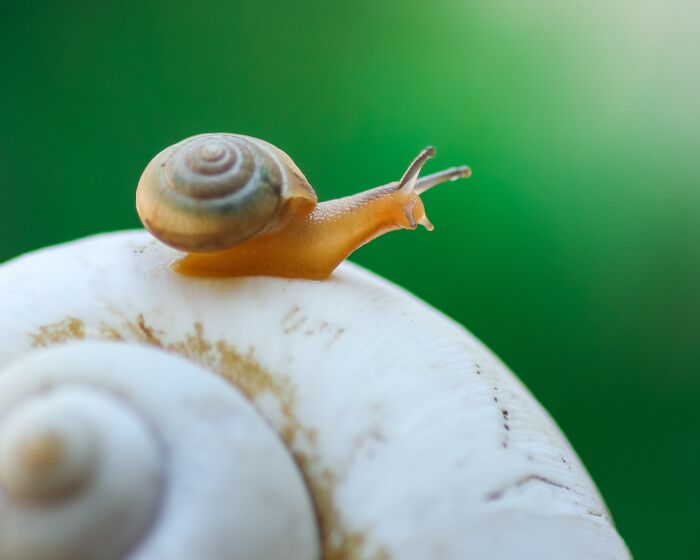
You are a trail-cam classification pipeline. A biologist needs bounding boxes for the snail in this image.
[136,133,472,278]
[0,229,631,559]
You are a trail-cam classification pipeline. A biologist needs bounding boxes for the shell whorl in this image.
[0,370,163,560]
[137,134,292,252]
[0,343,319,560]
[0,233,632,559]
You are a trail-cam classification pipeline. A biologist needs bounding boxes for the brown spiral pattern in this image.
[164,135,259,201]
[137,133,287,252]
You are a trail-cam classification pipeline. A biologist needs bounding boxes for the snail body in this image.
[0,232,630,559]
[136,133,471,279]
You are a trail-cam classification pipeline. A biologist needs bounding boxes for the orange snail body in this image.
[136,133,471,279]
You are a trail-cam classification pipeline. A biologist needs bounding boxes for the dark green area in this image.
[1,1,698,557]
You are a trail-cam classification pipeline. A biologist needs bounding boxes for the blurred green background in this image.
[1,1,698,557]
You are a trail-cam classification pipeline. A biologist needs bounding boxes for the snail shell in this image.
[0,232,630,560]
[0,343,318,560]
[136,133,317,252]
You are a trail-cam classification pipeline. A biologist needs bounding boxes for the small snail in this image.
[136,133,471,278]
[0,232,631,559]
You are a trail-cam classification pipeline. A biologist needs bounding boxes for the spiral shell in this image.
[0,232,630,560]
[0,343,318,560]
[136,133,316,252]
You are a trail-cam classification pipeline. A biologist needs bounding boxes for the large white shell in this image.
[0,343,318,560]
[0,231,630,559]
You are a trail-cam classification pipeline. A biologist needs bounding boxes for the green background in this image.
[2,1,698,557]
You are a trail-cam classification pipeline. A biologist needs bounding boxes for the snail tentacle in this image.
[398,146,436,194]
[415,165,472,194]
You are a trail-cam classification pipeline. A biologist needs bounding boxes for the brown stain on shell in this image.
[20,432,64,473]
[27,316,388,560]
[30,317,85,347]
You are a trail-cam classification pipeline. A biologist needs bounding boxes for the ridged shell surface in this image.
[137,134,288,252]
[0,232,630,560]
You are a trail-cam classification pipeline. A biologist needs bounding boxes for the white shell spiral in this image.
[0,231,630,560]
[0,383,161,560]
[0,343,319,560]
